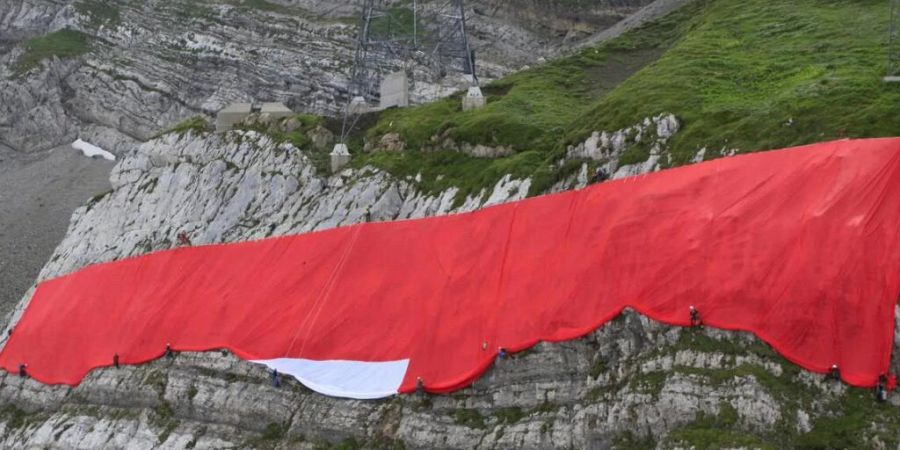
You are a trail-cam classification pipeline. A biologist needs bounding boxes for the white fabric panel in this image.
[251,358,409,399]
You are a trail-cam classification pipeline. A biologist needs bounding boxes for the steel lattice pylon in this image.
[348,0,418,102]
[341,0,477,142]
[424,0,477,80]
[889,0,900,79]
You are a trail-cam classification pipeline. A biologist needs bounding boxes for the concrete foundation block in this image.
[330,143,352,173]
[380,71,409,109]
[462,86,486,111]
[216,103,253,132]
[349,96,372,115]
[259,102,293,122]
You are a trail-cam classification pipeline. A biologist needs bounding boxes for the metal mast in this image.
[426,0,477,82]
[347,0,416,103]
[888,0,900,81]
[339,0,478,144]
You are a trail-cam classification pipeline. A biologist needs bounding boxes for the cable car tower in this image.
[332,0,478,171]
[888,0,900,81]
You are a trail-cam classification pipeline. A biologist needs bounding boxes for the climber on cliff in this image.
[177,231,192,247]
[415,377,425,394]
[270,368,281,388]
[18,363,27,378]
[828,364,840,381]
[497,347,508,359]
[591,167,609,184]
[113,353,120,369]
[365,206,372,223]
[165,343,175,360]
[875,374,889,403]
[689,305,702,327]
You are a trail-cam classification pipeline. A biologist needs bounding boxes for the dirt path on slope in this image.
[579,0,695,49]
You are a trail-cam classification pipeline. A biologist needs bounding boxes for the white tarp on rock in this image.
[252,358,410,399]
[72,139,116,161]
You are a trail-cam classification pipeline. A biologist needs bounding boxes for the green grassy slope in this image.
[353,3,694,200]
[567,0,900,165]
[355,0,899,199]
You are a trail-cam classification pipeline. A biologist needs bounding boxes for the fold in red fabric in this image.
[2,138,899,395]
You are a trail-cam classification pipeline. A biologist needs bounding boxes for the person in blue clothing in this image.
[270,369,281,388]
[876,374,889,403]
[591,167,609,184]
[828,364,840,381]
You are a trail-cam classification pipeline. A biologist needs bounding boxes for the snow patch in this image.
[72,139,116,161]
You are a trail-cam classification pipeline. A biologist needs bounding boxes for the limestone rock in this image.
[377,132,406,153]
[564,113,680,179]
[309,125,334,151]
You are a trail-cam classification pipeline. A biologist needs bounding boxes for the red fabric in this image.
[2,138,899,392]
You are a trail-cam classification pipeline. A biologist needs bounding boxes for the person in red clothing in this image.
[689,305,702,327]
[828,364,840,381]
[415,377,424,394]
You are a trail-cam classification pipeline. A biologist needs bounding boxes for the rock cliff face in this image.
[0,0,654,155]
[2,128,898,449]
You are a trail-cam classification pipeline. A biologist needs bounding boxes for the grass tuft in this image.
[158,116,214,138]
[13,29,93,77]
[453,409,486,429]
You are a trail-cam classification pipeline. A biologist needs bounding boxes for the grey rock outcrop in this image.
[0,58,82,152]
[566,113,679,178]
